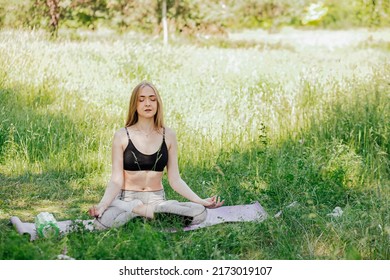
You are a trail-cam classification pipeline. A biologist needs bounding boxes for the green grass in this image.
[0,28,389,260]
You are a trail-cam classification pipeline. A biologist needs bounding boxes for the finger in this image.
[213,198,223,207]
[207,200,216,208]
[89,207,100,218]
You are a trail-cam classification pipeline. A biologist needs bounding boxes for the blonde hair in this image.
[125,81,164,128]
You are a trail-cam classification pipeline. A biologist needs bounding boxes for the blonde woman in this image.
[89,81,224,229]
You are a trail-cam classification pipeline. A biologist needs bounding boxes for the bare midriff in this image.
[123,170,164,191]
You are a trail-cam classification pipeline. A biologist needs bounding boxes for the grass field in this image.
[0,27,389,260]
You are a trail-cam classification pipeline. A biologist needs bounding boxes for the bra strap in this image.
[125,127,130,141]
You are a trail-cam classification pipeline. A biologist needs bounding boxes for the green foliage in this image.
[106,0,157,32]
[1,0,389,33]
[0,0,42,28]
[322,0,390,28]
[60,0,109,30]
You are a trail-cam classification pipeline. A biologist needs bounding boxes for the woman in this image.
[89,81,224,229]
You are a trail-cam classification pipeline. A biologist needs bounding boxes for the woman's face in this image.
[136,86,158,119]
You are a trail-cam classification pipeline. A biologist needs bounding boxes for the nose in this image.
[145,99,151,106]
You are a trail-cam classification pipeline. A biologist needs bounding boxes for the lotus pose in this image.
[89,81,224,229]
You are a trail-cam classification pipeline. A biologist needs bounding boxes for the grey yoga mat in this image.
[180,201,267,232]
[10,202,267,240]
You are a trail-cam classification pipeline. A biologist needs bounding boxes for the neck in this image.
[136,118,156,132]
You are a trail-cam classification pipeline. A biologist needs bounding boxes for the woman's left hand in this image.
[203,195,224,208]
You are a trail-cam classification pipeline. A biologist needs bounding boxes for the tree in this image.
[46,0,60,35]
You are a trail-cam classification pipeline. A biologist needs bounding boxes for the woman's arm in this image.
[89,130,124,217]
[166,128,224,208]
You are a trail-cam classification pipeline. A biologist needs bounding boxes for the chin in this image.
[141,114,156,119]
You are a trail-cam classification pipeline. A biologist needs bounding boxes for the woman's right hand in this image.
[88,205,105,218]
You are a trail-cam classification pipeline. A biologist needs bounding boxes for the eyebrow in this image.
[139,94,156,97]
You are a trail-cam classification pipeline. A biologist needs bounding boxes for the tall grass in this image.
[0,28,389,259]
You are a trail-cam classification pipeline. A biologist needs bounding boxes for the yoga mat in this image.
[182,201,268,231]
[10,202,267,240]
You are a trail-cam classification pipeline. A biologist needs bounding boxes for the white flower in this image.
[327,206,343,218]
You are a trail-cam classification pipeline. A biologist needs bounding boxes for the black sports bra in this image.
[123,127,168,172]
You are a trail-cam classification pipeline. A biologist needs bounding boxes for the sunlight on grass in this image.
[0,28,389,259]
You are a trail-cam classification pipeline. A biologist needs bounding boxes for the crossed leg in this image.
[94,198,207,230]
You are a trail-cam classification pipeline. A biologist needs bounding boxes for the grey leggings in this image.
[94,189,207,229]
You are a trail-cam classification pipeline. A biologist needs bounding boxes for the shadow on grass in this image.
[0,84,109,220]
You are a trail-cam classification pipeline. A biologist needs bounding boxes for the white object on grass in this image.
[327,206,343,218]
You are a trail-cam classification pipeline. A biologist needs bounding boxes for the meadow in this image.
[0,28,389,260]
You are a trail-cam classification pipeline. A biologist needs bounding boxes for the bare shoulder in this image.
[113,127,129,147]
[164,127,177,148]
[113,127,127,138]
[164,127,177,139]
[125,124,138,133]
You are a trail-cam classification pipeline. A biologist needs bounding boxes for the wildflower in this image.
[327,206,343,218]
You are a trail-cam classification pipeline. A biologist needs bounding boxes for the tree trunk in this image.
[46,0,60,36]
